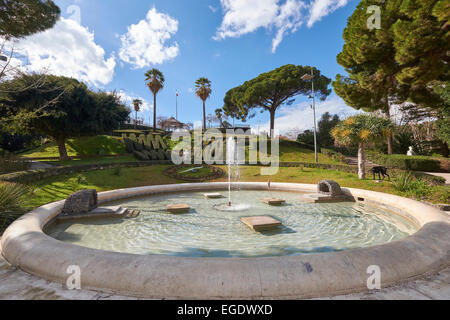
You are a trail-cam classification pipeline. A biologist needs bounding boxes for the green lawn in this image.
[23,165,449,210]
[21,135,127,158]
[18,136,343,167]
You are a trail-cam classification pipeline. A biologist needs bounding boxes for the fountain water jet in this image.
[226,136,237,207]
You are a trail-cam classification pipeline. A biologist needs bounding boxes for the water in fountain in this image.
[214,136,249,212]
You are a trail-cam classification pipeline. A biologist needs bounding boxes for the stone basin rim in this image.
[1,182,449,299]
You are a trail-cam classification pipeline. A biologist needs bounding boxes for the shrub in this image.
[0,157,30,175]
[393,171,414,192]
[438,189,450,204]
[77,174,88,185]
[113,167,122,176]
[393,172,435,201]
[0,182,31,232]
[367,152,443,172]
[413,172,446,186]
[405,179,433,200]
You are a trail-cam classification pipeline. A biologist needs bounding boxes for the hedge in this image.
[0,161,172,184]
[251,161,359,174]
[367,152,448,173]
[1,159,445,188]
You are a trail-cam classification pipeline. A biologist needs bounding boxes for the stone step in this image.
[261,198,286,206]
[166,204,191,214]
[124,209,141,218]
[241,216,282,232]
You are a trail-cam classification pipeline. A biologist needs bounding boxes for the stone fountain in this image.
[58,189,140,221]
[299,180,352,203]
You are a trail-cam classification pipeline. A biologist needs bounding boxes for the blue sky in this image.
[12,0,360,133]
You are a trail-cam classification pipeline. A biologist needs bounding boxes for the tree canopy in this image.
[0,74,129,160]
[392,0,449,88]
[332,0,448,154]
[0,0,60,39]
[222,64,331,137]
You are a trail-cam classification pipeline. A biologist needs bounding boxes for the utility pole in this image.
[302,69,318,164]
[176,91,179,121]
[311,69,318,164]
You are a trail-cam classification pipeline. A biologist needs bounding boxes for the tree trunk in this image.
[358,142,366,180]
[203,100,206,132]
[441,141,449,158]
[153,93,157,131]
[387,134,393,155]
[385,106,393,155]
[56,137,70,161]
[269,109,276,139]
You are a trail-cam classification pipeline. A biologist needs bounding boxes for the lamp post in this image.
[301,69,318,164]
[175,90,179,121]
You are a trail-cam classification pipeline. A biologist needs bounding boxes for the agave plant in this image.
[0,182,30,213]
[0,182,31,231]
[392,171,414,192]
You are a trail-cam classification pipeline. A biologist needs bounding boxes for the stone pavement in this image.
[29,161,54,170]
[0,254,448,300]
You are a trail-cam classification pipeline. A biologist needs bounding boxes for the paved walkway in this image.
[0,253,448,300]
[29,161,54,170]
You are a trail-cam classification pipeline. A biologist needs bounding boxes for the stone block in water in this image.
[166,204,191,214]
[241,216,282,231]
[204,193,223,199]
[261,198,286,206]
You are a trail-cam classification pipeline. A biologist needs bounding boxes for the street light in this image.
[0,55,7,62]
[302,69,318,164]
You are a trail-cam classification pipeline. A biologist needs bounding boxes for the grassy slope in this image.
[20,136,342,165]
[24,165,448,209]
[21,135,127,158]
[275,140,338,163]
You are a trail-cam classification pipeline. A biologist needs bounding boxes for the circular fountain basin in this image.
[45,191,418,258]
[1,182,449,299]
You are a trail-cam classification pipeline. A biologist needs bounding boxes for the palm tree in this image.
[195,77,212,131]
[332,114,393,179]
[132,99,142,128]
[145,69,165,131]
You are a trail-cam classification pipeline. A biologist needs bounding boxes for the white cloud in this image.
[13,18,116,86]
[214,0,348,52]
[119,8,179,69]
[307,0,348,27]
[209,5,219,13]
[117,90,152,111]
[257,95,360,134]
